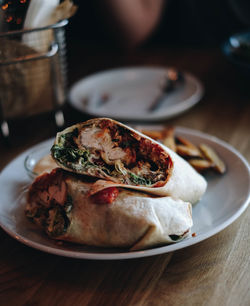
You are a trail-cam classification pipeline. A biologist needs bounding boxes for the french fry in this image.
[176,144,202,158]
[138,126,226,175]
[199,144,226,174]
[162,127,176,152]
[188,159,213,172]
[176,136,199,149]
[139,130,163,141]
[175,136,202,158]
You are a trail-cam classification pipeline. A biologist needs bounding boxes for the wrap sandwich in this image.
[51,118,207,204]
[26,168,193,251]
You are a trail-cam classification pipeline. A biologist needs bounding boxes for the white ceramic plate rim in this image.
[68,66,204,121]
[0,127,249,260]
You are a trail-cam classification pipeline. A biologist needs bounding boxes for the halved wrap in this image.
[51,118,207,204]
[26,168,193,251]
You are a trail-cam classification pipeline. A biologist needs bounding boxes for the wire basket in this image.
[0,19,68,137]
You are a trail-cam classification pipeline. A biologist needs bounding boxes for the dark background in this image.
[66,0,248,49]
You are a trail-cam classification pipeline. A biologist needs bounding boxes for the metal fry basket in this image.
[0,19,68,138]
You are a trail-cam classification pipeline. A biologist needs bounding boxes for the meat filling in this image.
[26,169,72,237]
[26,169,122,238]
[51,120,172,187]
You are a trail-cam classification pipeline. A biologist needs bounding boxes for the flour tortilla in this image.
[51,118,207,204]
[26,169,193,251]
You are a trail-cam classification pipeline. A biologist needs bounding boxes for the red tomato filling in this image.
[91,187,120,204]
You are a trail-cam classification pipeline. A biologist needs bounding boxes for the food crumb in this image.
[101,93,110,102]
[192,233,196,237]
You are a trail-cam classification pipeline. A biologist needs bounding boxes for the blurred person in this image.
[68,0,250,49]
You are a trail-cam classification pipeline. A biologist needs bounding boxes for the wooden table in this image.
[0,43,249,306]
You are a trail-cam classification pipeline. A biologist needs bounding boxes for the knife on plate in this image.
[148,69,184,112]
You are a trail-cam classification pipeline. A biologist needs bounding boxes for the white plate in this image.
[68,67,204,121]
[0,127,249,260]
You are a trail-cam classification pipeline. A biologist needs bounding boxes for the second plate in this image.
[68,67,204,122]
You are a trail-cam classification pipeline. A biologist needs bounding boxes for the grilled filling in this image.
[26,171,72,237]
[51,121,172,186]
[26,202,71,237]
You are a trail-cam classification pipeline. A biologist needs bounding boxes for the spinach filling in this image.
[51,127,155,186]
[169,234,182,241]
[47,205,70,237]
[26,205,47,222]
[129,172,152,186]
[46,195,72,237]
[26,194,73,237]
[51,128,93,169]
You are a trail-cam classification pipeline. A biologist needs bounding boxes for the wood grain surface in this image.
[0,43,249,306]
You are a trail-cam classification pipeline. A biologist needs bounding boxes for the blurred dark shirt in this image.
[67,0,250,48]
[152,0,250,46]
